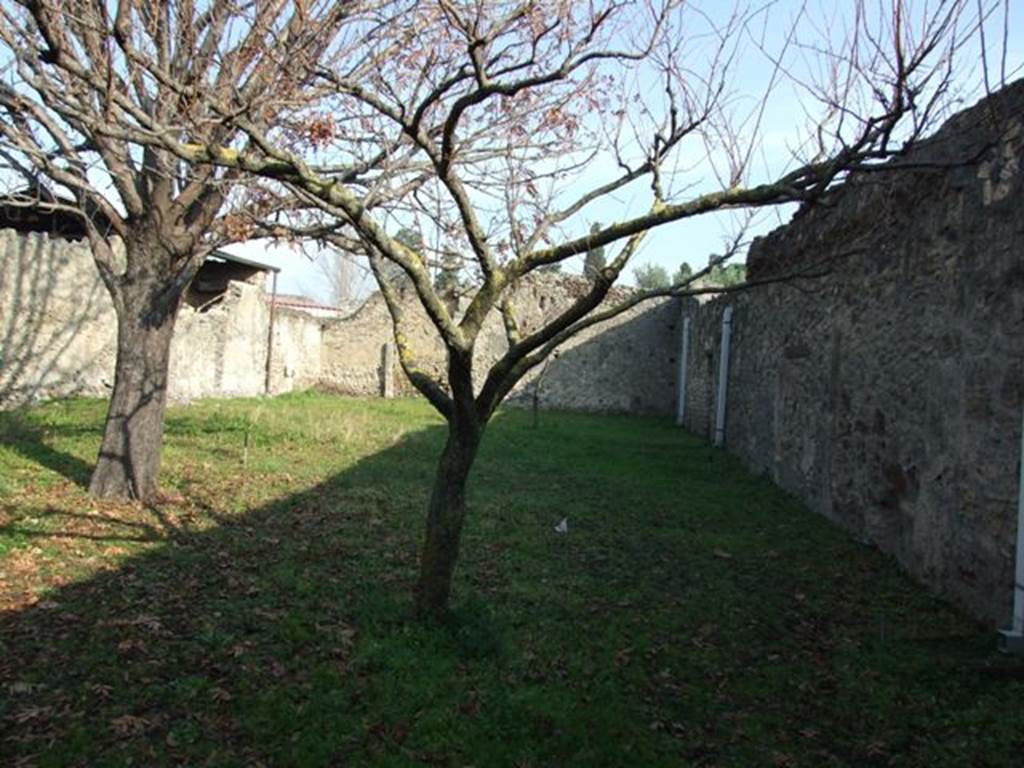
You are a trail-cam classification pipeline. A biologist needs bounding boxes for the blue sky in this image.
[227,0,1023,303]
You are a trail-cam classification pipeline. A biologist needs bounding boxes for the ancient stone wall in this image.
[269,306,325,395]
[0,229,117,403]
[172,279,272,401]
[498,283,677,414]
[680,82,1024,624]
[318,279,679,414]
[0,231,328,405]
[0,230,678,415]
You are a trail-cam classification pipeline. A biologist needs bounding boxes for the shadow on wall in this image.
[0,230,111,407]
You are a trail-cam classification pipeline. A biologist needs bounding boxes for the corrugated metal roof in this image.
[204,249,280,273]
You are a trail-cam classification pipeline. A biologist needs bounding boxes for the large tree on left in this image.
[0,0,345,501]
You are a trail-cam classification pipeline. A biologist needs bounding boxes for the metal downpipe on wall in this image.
[999,404,1024,654]
[676,311,690,427]
[263,270,278,396]
[714,305,733,447]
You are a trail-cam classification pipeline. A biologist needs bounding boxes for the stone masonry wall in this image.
[319,279,679,415]
[680,82,1024,624]
[0,229,115,404]
[494,280,677,414]
[0,231,327,406]
[1,231,678,415]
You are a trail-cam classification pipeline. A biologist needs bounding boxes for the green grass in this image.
[0,392,1021,766]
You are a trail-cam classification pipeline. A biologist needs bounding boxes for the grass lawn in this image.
[0,392,1021,767]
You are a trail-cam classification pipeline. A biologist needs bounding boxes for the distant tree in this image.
[434,251,463,295]
[395,227,426,256]
[709,263,747,287]
[673,262,694,285]
[315,248,360,306]
[634,263,670,291]
[387,228,426,288]
[583,223,606,279]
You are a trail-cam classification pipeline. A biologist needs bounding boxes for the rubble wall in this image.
[319,281,679,415]
[0,232,328,406]
[0,232,678,416]
[681,82,1024,624]
[0,230,117,403]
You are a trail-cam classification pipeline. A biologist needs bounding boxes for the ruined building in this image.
[1,81,1022,626]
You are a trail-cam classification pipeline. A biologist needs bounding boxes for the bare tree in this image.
[311,247,361,306]
[0,1,347,501]
[112,0,988,615]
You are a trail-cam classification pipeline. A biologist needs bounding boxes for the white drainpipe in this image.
[676,312,691,426]
[1000,404,1024,654]
[713,305,733,447]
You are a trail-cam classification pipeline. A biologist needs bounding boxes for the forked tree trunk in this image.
[415,420,481,618]
[88,279,181,502]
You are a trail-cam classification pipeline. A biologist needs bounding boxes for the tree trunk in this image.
[415,421,481,619]
[88,282,180,502]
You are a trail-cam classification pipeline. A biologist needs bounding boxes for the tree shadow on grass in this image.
[0,408,95,489]
[0,506,192,547]
[0,421,485,766]
[0,408,688,767]
[2,406,1023,768]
